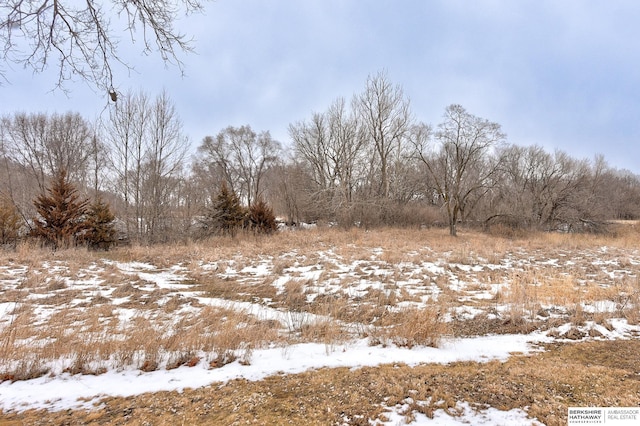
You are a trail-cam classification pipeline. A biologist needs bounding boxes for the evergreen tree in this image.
[30,170,89,249]
[81,198,117,250]
[248,198,277,234]
[204,182,247,237]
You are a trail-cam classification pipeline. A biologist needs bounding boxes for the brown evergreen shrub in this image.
[81,198,117,250]
[29,170,88,249]
[248,198,277,234]
[202,182,247,237]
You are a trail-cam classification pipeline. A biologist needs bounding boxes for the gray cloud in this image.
[2,0,639,172]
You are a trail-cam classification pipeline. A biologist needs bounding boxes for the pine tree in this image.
[30,169,89,249]
[81,198,117,250]
[248,198,277,234]
[204,182,247,237]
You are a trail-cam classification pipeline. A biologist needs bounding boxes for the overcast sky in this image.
[2,1,640,173]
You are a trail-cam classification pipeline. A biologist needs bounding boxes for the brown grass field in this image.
[1,225,639,425]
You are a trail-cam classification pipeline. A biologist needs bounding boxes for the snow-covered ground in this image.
[382,401,544,426]
[1,240,639,424]
[2,334,549,413]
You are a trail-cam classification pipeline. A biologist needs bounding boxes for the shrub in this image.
[30,169,88,249]
[81,198,117,250]
[248,198,277,234]
[202,182,247,237]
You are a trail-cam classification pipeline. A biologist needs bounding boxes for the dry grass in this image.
[0,300,282,380]
[3,339,640,425]
[1,224,640,420]
[368,304,448,349]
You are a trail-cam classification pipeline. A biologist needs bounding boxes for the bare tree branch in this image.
[0,0,206,93]
[413,104,506,236]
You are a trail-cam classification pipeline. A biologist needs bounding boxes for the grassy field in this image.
[1,225,639,425]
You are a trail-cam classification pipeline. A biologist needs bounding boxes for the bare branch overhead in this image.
[0,0,206,92]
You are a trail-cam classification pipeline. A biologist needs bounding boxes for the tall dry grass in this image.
[2,224,640,382]
[0,302,282,381]
[367,303,448,349]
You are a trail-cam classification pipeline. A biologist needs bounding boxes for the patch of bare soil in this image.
[2,339,639,426]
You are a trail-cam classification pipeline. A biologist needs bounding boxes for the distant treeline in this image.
[1,74,638,243]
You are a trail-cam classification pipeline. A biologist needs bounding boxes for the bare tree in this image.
[0,122,38,225]
[104,90,187,242]
[170,170,209,239]
[1,0,206,92]
[0,111,98,231]
[88,132,107,198]
[143,90,188,241]
[355,70,412,199]
[602,168,640,220]
[1,113,49,192]
[289,111,333,197]
[197,125,280,208]
[46,112,96,189]
[493,145,595,230]
[414,105,505,236]
[266,160,310,225]
[190,152,227,211]
[103,90,150,239]
[529,150,591,229]
[327,97,367,206]
[195,135,235,195]
[289,97,369,221]
[1,112,95,192]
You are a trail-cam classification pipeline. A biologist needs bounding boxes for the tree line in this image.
[1,72,639,246]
